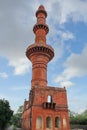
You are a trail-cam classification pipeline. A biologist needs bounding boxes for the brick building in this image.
[22,5,70,130]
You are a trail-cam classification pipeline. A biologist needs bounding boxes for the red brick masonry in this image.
[22,5,70,130]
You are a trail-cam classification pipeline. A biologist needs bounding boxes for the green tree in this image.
[0,99,13,130]
[10,105,23,128]
[70,109,87,125]
[17,105,23,113]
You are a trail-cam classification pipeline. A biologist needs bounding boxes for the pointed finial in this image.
[38,5,45,10]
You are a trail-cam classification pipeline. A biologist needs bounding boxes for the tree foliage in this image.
[0,99,13,130]
[10,105,23,128]
[70,109,87,125]
[11,113,22,128]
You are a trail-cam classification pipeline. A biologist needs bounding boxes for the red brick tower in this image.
[22,5,70,130]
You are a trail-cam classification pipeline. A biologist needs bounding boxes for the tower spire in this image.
[33,5,49,44]
[26,5,54,87]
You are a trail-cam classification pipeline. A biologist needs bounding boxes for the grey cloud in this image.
[0,0,87,75]
[0,0,36,74]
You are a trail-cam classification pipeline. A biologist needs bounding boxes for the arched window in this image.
[63,117,67,128]
[55,117,60,128]
[36,116,42,129]
[46,116,52,129]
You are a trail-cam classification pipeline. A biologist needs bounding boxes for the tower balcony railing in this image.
[42,102,56,109]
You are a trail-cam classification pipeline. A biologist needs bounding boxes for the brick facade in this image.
[22,5,70,130]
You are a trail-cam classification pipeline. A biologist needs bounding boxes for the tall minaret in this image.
[26,5,54,87]
[22,5,70,130]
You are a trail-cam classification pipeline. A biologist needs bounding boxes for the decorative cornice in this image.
[26,44,54,61]
[33,24,49,34]
[32,85,66,92]
[36,9,47,18]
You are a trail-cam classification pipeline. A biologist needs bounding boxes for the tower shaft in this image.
[26,5,54,87]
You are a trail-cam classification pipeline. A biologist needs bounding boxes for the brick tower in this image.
[22,5,70,130]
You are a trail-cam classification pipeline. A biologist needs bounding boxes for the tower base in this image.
[22,86,70,130]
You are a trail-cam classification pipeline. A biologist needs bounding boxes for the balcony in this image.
[42,102,56,109]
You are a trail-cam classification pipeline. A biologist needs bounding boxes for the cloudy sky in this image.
[0,0,87,113]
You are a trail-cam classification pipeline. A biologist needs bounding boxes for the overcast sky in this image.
[0,0,87,113]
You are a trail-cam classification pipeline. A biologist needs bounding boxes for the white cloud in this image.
[50,0,87,24]
[39,0,87,25]
[49,30,75,62]
[64,44,87,78]
[0,72,8,78]
[54,44,87,87]
[60,81,75,87]
[0,0,35,75]
[9,58,31,75]
[0,0,87,75]
[61,31,75,41]
[68,89,87,113]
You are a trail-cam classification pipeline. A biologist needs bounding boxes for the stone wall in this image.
[70,125,87,130]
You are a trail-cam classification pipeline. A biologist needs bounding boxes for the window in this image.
[47,95,53,103]
[36,116,42,129]
[46,116,52,129]
[55,117,60,128]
